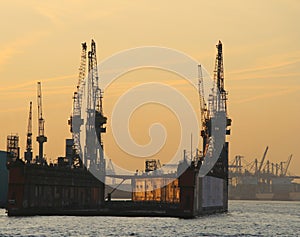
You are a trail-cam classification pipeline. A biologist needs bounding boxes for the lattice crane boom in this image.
[198,65,207,126]
[37,82,44,136]
[78,42,87,89]
[198,64,210,153]
[69,42,87,132]
[67,42,88,167]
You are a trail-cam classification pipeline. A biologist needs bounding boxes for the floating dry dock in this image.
[7,154,228,218]
[6,40,231,218]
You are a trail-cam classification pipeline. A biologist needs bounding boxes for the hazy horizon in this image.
[0,1,299,175]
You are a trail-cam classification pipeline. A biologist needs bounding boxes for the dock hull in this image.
[6,156,228,218]
[7,202,227,218]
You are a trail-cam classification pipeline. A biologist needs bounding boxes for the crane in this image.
[68,42,87,167]
[36,82,47,164]
[69,42,87,131]
[77,42,87,89]
[83,39,107,205]
[210,41,231,132]
[206,41,231,149]
[24,101,33,163]
[198,65,210,153]
[283,154,292,176]
[197,41,231,186]
[211,41,227,113]
[73,42,87,119]
[258,146,268,173]
[85,39,107,169]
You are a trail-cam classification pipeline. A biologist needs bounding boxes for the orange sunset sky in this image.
[0,1,299,175]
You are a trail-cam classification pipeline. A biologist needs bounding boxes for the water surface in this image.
[0,201,299,236]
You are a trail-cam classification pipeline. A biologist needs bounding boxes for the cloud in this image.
[229,59,300,76]
[34,5,65,27]
[227,48,300,83]
[234,87,300,104]
[0,47,20,67]
[0,31,49,70]
[230,84,298,91]
[33,1,138,27]
[228,71,300,82]
[0,74,76,92]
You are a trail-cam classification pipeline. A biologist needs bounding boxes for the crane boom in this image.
[78,42,87,89]
[37,82,44,136]
[69,42,87,131]
[198,64,209,153]
[198,65,207,126]
[283,154,292,176]
[74,42,87,117]
[258,146,268,172]
[68,42,87,167]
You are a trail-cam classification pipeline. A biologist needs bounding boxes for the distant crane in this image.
[283,154,293,176]
[258,146,268,173]
[36,82,47,164]
[24,101,33,163]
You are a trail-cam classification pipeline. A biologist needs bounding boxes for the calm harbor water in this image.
[0,200,299,237]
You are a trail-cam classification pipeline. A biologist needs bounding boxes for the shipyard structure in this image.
[229,148,300,201]
[6,40,231,218]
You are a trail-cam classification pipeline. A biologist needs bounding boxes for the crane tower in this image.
[199,41,231,156]
[69,40,107,172]
[85,39,107,169]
